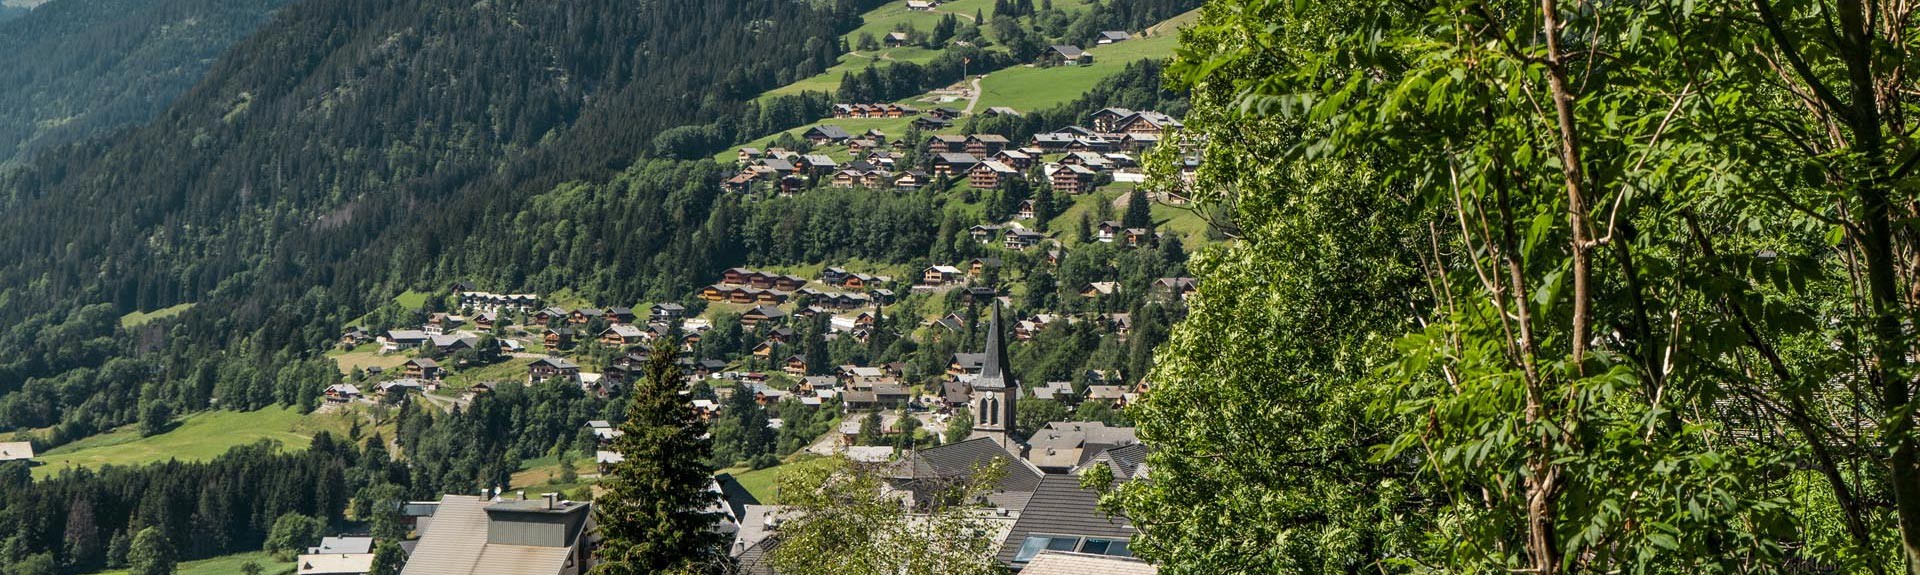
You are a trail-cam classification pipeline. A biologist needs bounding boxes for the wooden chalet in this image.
[968,160,1021,189]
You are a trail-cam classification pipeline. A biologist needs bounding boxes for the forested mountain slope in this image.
[0,0,867,440]
[0,0,291,165]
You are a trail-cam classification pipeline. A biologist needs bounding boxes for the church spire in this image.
[980,301,1010,381]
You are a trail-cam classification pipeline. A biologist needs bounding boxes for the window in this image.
[1012,535,1132,563]
[1013,535,1081,563]
[1079,538,1131,557]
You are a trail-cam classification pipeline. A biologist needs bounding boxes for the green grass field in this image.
[32,407,361,480]
[119,302,196,328]
[711,116,927,163]
[973,29,1184,112]
[441,357,535,390]
[393,289,432,310]
[720,456,834,504]
[83,551,294,575]
[327,347,411,376]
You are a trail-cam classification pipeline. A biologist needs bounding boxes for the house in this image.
[377,379,426,397]
[382,330,429,351]
[339,327,372,347]
[926,134,968,154]
[983,106,1023,117]
[968,257,1001,276]
[0,442,35,463]
[961,285,998,305]
[1125,227,1154,248]
[295,552,375,575]
[1085,384,1130,405]
[910,116,953,130]
[887,437,1043,510]
[1004,229,1046,250]
[1016,199,1038,219]
[740,305,787,329]
[922,265,963,286]
[323,384,362,404]
[965,134,1011,155]
[894,170,931,191]
[473,312,497,330]
[600,324,646,347]
[1032,132,1076,150]
[1031,381,1077,402]
[1151,277,1198,301]
[595,450,626,473]
[307,536,375,556]
[1096,220,1125,242]
[802,125,852,145]
[651,303,687,321]
[605,307,637,324]
[782,354,808,376]
[404,358,443,380]
[1121,132,1160,152]
[1044,45,1093,66]
[397,494,594,575]
[1081,282,1122,298]
[795,154,839,175]
[1089,108,1135,133]
[883,31,910,47]
[995,471,1139,567]
[968,224,1004,243]
[1048,164,1099,194]
[430,334,478,353]
[933,153,981,177]
[568,308,603,325]
[994,149,1034,171]
[1115,111,1184,136]
[736,147,763,164]
[544,327,576,349]
[1096,30,1132,44]
[1023,421,1139,473]
[907,0,936,10]
[531,307,568,324]
[930,107,965,120]
[968,160,1021,189]
[528,357,582,384]
[463,382,494,401]
[1020,552,1156,575]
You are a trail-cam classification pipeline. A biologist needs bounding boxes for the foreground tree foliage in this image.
[1115,0,1920,573]
[767,456,1006,575]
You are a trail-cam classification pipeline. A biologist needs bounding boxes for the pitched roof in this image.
[0,442,34,461]
[1021,551,1155,575]
[806,125,852,140]
[530,356,579,370]
[309,536,375,555]
[398,495,578,575]
[297,553,376,575]
[1050,45,1086,58]
[893,437,1042,507]
[993,475,1135,564]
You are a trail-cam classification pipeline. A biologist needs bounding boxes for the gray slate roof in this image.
[398,495,576,575]
[993,475,1134,565]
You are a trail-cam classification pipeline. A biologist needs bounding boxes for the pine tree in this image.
[592,340,727,575]
[1122,188,1151,230]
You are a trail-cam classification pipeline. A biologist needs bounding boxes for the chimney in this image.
[542,493,558,510]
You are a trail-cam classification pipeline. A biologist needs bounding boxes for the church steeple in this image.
[969,302,1020,452]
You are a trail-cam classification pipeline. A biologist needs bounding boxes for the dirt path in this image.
[961,76,984,114]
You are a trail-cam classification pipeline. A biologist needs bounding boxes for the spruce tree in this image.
[1122,188,1151,230]
[592,340,727,575]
